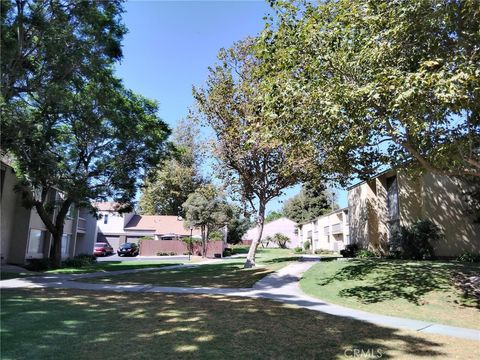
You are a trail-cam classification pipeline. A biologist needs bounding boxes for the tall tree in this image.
[193,39,312,268]
[265,210,283,223]
[183,184,232,257]
[282,184,335,224]
[1,0,170,267]
[139,119,204,215]
[256,0,480,179]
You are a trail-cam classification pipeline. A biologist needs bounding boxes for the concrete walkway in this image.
[1,260,479,341]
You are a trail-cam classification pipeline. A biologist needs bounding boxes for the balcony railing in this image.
[77,217,86,231]
[331,223,342,234]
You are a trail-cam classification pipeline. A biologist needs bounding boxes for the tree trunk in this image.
[51,231,63,268]
[244,201,266,268]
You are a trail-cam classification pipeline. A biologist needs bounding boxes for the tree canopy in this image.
[255,0,480,180]
[183,184,232,257]
[139,119,204,215]
[1,0,170,266]
[282,184,334,224]
[193,38,310,267]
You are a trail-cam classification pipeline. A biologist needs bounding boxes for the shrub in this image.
[315,249,334,255]
[294,247,303,254]
[390,219,442,260]
[25,258,53,271]
[156,252,169,256]
[169,252,176,256]
[457,251,480,263]
[63,254,97,268]
[303,241,311,251]
[140,236,154,241]
[357,249,376,258]
[223,248,232,257]
[340,244,359,258]
[273,233,290,249]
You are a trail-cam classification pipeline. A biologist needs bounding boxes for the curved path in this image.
[1,261,479,341]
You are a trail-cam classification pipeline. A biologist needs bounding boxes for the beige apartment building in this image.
[297,208,350,252]
[1,161,97,265]
[348,170,480,257]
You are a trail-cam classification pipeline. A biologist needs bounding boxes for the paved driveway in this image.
[96,254,189,262]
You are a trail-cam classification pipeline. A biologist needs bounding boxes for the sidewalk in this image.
[1,260,479,341]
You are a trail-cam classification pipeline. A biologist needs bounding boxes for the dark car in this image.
[117,242,139,257]
[94,242,114,257]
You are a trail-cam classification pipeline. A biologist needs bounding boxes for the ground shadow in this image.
[318,259,480,307]
[2,288,478,359]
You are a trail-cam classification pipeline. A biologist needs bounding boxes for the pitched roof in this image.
[124,215,201,236]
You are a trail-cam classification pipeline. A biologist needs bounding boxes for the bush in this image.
[303,241,311,251]
[63,254,97,268]
[223,248,232,257]
[457,251,480,263]
[273,233,290,249]
[390,219,442,260]
[156,252,169,256]
[357,249,376,258]
[169,252,176,256]
[340,244,359,258]
[314,249,334,255]
[25,258,53,271]
[294,247,303,254]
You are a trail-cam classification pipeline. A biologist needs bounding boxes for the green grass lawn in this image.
[300,259,480,329]
[0,271,39,280]
[2,288,479,360]
[78,248,299,288]
[46,260,182,274]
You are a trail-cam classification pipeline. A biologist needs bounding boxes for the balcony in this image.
[77,217,86,232]
[331,223,343,234]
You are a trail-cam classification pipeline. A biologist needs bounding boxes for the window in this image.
[307,230,312,239]
[386,176,399,221]
[62,234,71,255]
[66,205,74,219]
[313,221,318,232]
[103,214,109,224]
[28,229,46,254]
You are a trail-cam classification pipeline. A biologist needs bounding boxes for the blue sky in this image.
[115,0,348,212]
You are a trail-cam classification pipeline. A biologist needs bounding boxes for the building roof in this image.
[124,215,201,236]
[297,207,349,226]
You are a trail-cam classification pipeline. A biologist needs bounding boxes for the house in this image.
[348,169,480,257]
[95,202,202,249]
[0,161,97,265]
[242,217,299,248]
[297,208,350,252]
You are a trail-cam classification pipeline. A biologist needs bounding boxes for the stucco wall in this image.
[350,171,480,257]
[399,173,480,257]
[139,239,225,257]
[243,218,299,248]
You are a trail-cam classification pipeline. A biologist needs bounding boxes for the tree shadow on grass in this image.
[79,262,275,288]
[2,288,477,360]
[319,259,480,306]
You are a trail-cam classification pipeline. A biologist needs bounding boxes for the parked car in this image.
[117,242,139,257]
[93,242,114,257]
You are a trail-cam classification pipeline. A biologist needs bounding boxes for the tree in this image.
[182,185,232,257]
[273,233,290,249]
[226,205,252,245]
[193,39,311,268]
[261,235,273,248]
[1,0,170,267]
[256,0,480,179]
[139,119,204,215]
[282,184,333,223]
[265,211,283,223]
